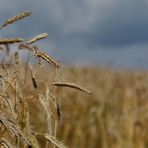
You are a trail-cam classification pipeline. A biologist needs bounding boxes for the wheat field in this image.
[57,67,148,148]
[0,11,147,148]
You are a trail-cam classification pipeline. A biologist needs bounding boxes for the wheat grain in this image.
[0,138,15,148]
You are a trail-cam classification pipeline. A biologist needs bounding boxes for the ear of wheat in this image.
[35,133,67,148]
[0,112,31,146]
[27,33,48,44]
[0,11,31,29]
[0,138,15,147]
[51,81,92,94]
[33,46,60,68]
[44,133,67,148]
[0,38,23,44]
[19,44,60,67]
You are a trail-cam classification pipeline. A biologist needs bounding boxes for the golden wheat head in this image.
[27,33,48,44]
[52,81,92,94]
[0,38,23,44]
[0,11,31,29]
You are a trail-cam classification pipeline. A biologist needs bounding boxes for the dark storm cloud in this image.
[1,0,148,68]
[1,0,148,47]
[37,0,148,47]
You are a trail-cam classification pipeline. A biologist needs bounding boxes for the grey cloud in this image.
[1,0,148,47]
[1,0,148,68]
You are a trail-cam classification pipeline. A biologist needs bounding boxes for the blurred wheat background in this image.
[57,67,148,148]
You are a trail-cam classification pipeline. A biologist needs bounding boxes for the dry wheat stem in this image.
[52,82,92,94]
[14,52,20,72]
[0,38,23,44]
[14,52,21,107]
[0,11,31,29]
[27,33,48,44]
[39,95,52,134]
[19,44,33,51]
[22,103,31,136]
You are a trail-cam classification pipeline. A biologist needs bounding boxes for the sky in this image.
[0,0,148,69]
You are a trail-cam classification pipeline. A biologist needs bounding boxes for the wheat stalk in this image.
[0,11,31,29]
[14,52,20,72]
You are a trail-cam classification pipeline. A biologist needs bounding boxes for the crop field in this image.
[57,67,148,148]
[0,11,147,148]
